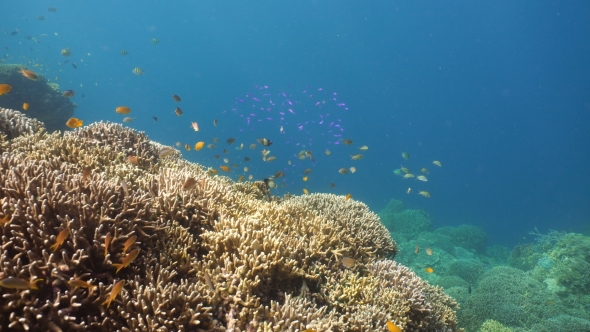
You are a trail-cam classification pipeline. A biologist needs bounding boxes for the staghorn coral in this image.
[0,115,458,331]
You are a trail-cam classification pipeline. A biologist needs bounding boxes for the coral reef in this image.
[478,319,513,332]
[0,64,75,132]
[0,108,459,331]
[435,225,488,253]
[379,199,432,237]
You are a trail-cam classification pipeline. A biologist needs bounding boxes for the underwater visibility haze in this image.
[2,0,590,331]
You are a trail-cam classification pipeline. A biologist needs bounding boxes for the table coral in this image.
[0,108,459,331]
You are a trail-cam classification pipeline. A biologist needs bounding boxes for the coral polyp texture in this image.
[0,108,459,331]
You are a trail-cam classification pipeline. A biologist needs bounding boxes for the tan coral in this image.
[0,118,458,331]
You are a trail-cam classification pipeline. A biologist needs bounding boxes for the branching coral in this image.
[0,109,459,331]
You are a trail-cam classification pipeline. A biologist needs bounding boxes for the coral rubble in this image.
[0,108,459,331]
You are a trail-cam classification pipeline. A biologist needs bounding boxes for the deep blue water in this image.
[3,0,589,247]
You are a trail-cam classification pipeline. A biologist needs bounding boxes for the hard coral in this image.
[0,117,458,331]
[379,199,432,237]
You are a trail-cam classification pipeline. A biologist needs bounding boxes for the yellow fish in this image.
[112,249,140,273]
[68,278,96,292]
[50,228,70,252]
[302,176,308,182]
[22,102,29,111]
[0,277,44,290]
[386,320,402,332]
[122,235,137,254]
[195,141,205,151]
[102,280,125,308]
[303,188,309,195]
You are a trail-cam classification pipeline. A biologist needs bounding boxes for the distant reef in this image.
[0,108,459,331]
[379,198,590,332]
[0,64,75,132]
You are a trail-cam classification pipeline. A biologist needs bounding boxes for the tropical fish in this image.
[220,165,230,172]
[120,49,129,55]
[303,188,309,195]
[416,175,428,182]
[207,169,218,176]
[159,147,176,158]
[425,267,434,273]
[127,156,139,165]
[403,173,415,179]
[264,177,277,189]
[324,149,331,156]
[415,244,420,254]
[273,171,284,178]
[122,117,134,123]
[207,144,216,149]
[122,235,137,254]
[421,168,429,174]
[0,84,12,95]
[213,118,218,127]
[195,141,205,151]
[345,193,352,201]
[249,143,257,149]
[115,106,131,114]
[226,138,236,144]
[393,169,403,176]
[257,138,273,146]
[68,278,96,292]
[350,154,363,160]
[102,280,124,308]
[342,139,353,145]
[104,232,112,256]
[62,90,75,97]
[237,175,245,182]
[425,248,433,256]
[305,150,315,162]
[50,228,70,251]
[338,168,349,174]
[223,158,229,164]
[19,67,38,80]
[401,151,410,160]
[433,160,442,167]
[172,94,181,102]
[132,67,144,75]
[48,7,58,12]
[265,156,276,162]
[0,277,43,290]
[183,177,198,190]
[174,107,183,116]
[386,320,402,332]
[358,145,369,151]
[303,168,312,174]
[418,191,431,198]
[400,166,410,174]
[112,248,140,273]
[407,187,412,194]
[184,144,191,151]
[329,183,336,188]
[22,102,30,110]
[191,122,199,131]
[302,176,308,182]
[151,38,160,44]
[341,257,355,268]
[349,167,356,173]
[0,214,11,226]
[37,15,46,20]
[61,48,71,56]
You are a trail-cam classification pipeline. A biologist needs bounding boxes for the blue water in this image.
[3,0,589,247]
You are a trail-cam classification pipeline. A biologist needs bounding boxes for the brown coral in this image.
[0,116,458,331]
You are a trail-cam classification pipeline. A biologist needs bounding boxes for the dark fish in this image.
[25,35,32,39]
[62,90,75,97]
[244,157,250,162]
[468,284,472,294]
[226,138,235,144]
[174,107,182,116]
[172,94,181,102]
[63,59,69,63]
[72,63,77,69]
[153,116,158,122]
[257,138,272,146]
[37,16,46,20]
[11,30,18,36]
[48,7,58,12]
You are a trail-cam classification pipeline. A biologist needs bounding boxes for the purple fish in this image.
[288,109,295,114]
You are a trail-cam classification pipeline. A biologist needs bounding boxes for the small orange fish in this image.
[112,248,140,273]
[81,165,92,181]
[426,248,433,256]
[122,235,137,254]
[102,280,125,308]
[104,232,112,256]
[345,193,352,201]
[115,106,131,114]
[172,94,181,102]
[65,117,83,128]
[0,277,44,290]
[19,67,38,80]
[386,320,402,332]
[425,267,434,273]
[237,175,245,182]
[50,228,70,252]
[341,257,355,268]
[0,214,11,226]
[303,188,309,195]
[68,278,96,292]
[219,165,230,172]
[415,244,420,254]
[191,122,199,131]
[174,107,183,116]
[195,141,205,151]
[0,84,12,95]
[127,156,139,165]
[183,177,198,190]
